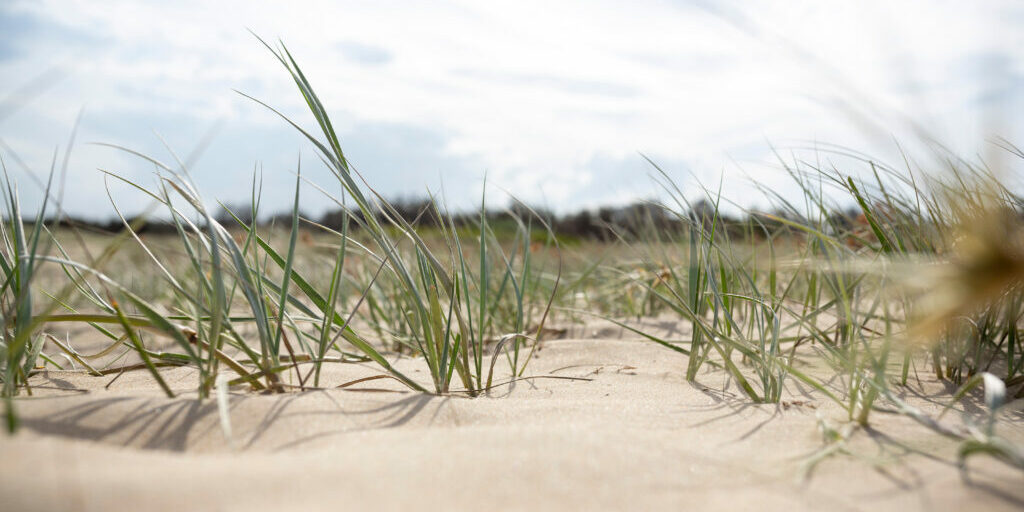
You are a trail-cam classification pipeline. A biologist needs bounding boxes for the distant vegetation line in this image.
[33,196,871,243]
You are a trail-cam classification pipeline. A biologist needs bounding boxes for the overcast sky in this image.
[1,0,1022,220]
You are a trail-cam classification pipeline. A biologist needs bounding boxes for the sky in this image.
[0,0,1022,220]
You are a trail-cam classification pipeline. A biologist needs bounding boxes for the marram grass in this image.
[0,38,1022,473]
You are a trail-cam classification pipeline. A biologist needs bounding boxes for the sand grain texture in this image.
[2,333,1023,512]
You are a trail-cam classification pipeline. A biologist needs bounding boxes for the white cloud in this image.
[0,0,1021,217]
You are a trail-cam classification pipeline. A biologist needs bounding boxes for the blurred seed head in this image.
[910,180,1024,342]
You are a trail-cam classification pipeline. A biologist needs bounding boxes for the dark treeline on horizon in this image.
[30,196,866,242]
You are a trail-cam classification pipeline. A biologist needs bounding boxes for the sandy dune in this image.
[2,326,1023,511]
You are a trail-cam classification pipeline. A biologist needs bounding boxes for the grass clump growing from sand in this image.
[0,162,55,429]
[601,145,1024,469]
[17,38,559,405]
[241,38,561,394]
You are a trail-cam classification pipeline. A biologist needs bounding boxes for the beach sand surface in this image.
[2,320,1022,511]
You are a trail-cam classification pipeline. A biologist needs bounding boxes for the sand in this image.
[2,319,1023,511]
